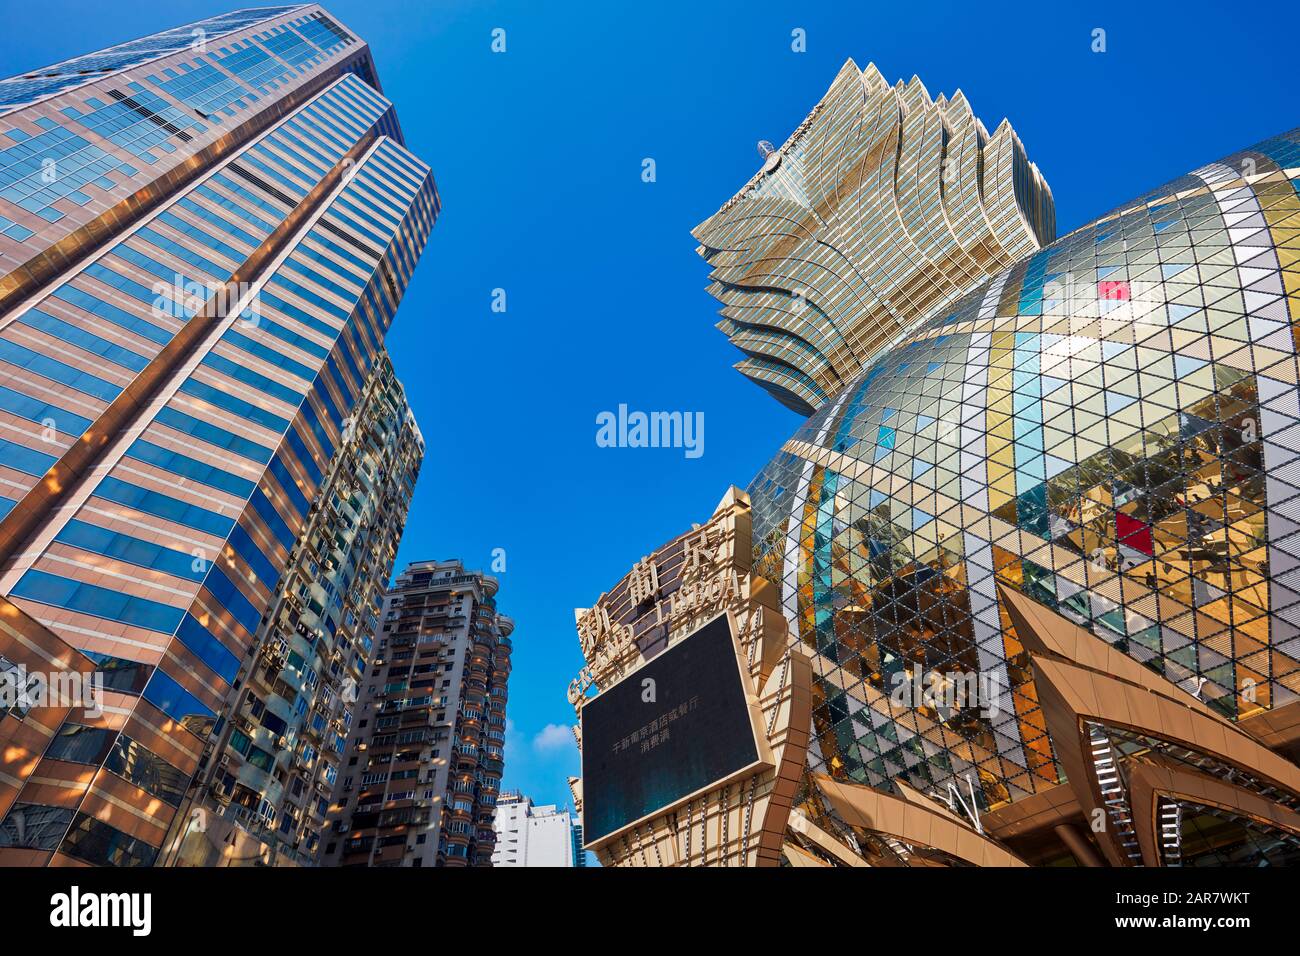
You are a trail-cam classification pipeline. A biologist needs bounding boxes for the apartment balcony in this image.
[343,836,374,857]
[260,637,289,672]
[448,805,474,825]
[373,843,405,865]
[442,829,472,854]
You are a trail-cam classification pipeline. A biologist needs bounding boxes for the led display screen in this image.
[580,614,764,845]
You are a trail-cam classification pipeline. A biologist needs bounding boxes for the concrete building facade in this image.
[323,560,514,867]
[491,790,580,867]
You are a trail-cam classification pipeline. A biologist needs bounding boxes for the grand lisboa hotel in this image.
[690,59,1300,867]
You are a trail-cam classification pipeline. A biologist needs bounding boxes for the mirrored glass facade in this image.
[745,125,1300,864]
[694,59,1054,415]
[0,4,379,308]
[0,6,434,867]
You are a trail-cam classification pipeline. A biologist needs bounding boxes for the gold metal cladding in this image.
[809,773,1028,866]
[1000,583,1300,866]
[743,131,1300,853]
[1126,756,1300,867]
[780,837,834,867]
[787,808,870,866]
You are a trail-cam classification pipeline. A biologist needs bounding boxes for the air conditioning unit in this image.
[219,754,231,767]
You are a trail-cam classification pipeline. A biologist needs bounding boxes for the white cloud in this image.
[531,723,573,753]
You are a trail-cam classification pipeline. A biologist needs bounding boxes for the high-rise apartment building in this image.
[491,790,580,867]
[323,560,515,867]
[163,354,423,866]
[693,59,1054,415]
[0,6,436,867]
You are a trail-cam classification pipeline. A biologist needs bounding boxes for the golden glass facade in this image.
[694,59,1054,414]
[746,126,1300,864]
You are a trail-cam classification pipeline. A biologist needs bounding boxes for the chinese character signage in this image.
[580,613,767,845]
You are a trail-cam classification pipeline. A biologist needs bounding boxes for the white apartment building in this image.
[491,792,583,867]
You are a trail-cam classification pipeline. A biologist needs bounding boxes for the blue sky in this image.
[2,0,1297,809]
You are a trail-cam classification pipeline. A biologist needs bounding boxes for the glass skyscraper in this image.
[689,59,1300,866]
[694,60,1055,415]
[0,5,434,867]
[742,125,1300,866]
[164,352,424,866]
